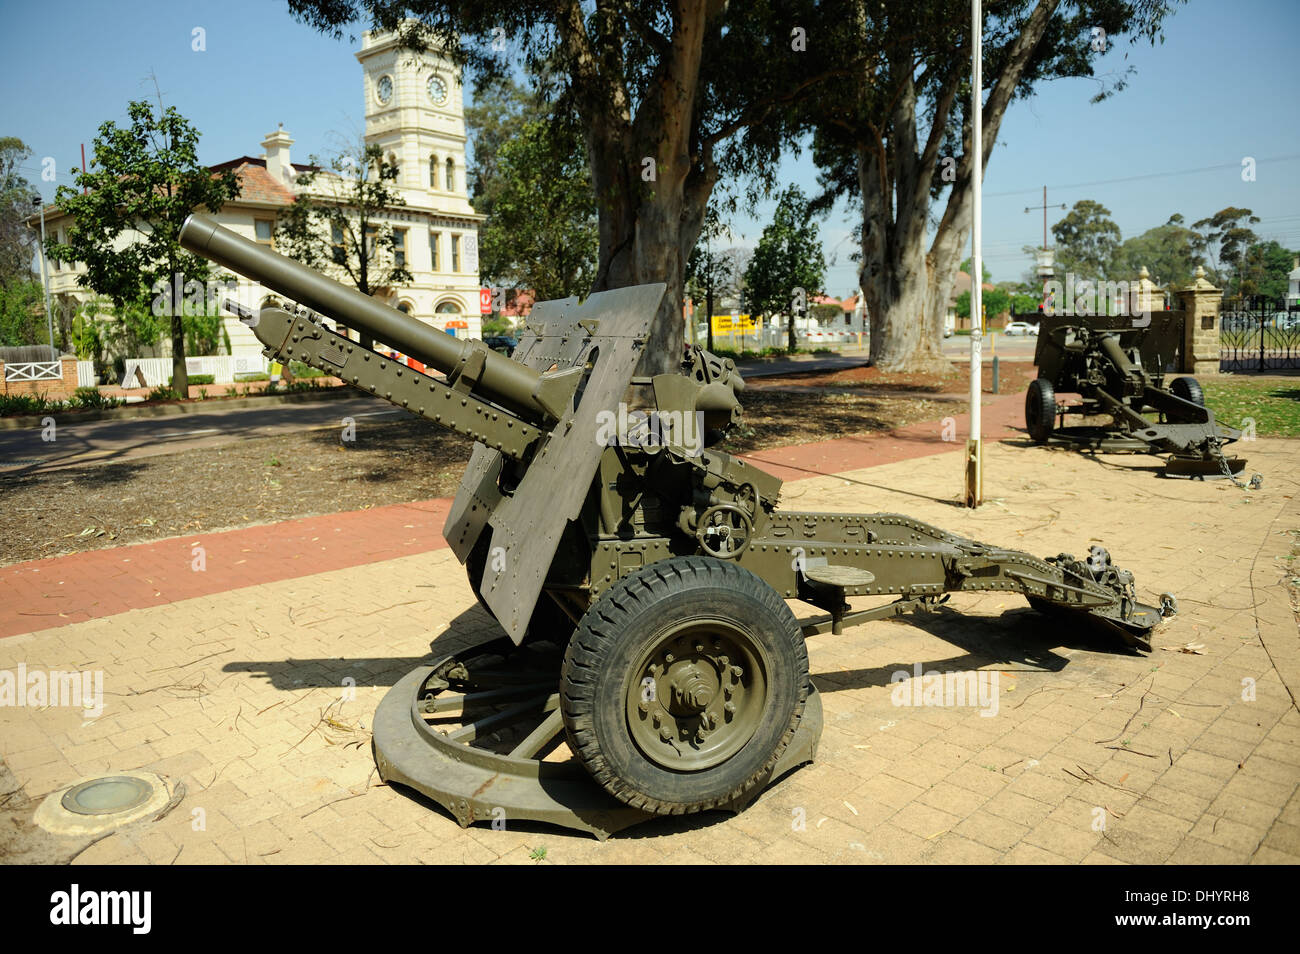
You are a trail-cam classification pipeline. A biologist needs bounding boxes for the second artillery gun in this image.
[1024,310,1256,483]
[182,214,1174,838]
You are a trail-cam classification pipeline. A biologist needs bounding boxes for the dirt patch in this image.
[0,419,474,566]
[0,365,1011,566]
[746,359,1038,396]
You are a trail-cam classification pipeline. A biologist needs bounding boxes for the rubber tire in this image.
[465,532,574,643]
[560,556,808,815]
[1025,378,1057,443]
[1170,376,1204,407]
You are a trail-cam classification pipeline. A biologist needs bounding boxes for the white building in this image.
[34,27,484,363]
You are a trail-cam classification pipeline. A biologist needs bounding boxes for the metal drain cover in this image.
[35,771,174,837]
[61,775,155,816]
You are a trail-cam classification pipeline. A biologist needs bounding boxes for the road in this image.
[0,393,410,473]
[0,343,1039,475]
[942,333,1038,360]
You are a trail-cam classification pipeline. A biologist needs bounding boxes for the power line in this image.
[984,153,1300,199]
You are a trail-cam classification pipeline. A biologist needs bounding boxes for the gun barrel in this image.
[180,213,552,419]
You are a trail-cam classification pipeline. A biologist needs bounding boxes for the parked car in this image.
[484,335,518,356]
[1003,321,1039,336]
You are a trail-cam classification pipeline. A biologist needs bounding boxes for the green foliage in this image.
[148,385,184,402]
[0,392,56,416]
[480,317,513,337]
[955,288,1011,321]
[275,142,411,349]
[0,136,38,289]
[186,374,215,385]
[0,278,46,346]
[1010,293,1039,315]
[744,186,825,352]
[464,74,549,212]
[1193,207,1260,292]
[1109,215,1204,287]
[1051,200,1122,279]
[1237,240,1294,300]
[46,100,241,391]
[69,387,122,410]
[288,360,326,378]
[476,117,596,301]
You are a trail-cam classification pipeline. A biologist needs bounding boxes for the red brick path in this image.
[0,391,1026,639]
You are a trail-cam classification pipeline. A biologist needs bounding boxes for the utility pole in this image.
[1024,186,1066,252]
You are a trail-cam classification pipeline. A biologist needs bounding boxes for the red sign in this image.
[479,288,493,314]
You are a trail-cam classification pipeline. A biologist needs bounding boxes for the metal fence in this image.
[1219,297,1300,372]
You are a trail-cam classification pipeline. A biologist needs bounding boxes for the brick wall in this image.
[0,357,79,399]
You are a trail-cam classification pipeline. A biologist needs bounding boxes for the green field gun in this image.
[181,213,1175,838]
[1025,311,1258,484]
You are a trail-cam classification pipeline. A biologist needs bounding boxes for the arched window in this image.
[429,154,438,189]
[445,157,455,193]
[435,301,461,315]
[396,301,413,315]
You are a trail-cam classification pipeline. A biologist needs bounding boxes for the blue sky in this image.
[3,0,1297,293]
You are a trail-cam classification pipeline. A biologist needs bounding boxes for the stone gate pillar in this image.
[1173,266,1222,375]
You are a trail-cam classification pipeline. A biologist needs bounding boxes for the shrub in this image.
[147,385,184,402]
[185,374,216,385]
[234,371,269,382]
[69,387,122,410]
[288,360,326,379]
[0,393,58,416]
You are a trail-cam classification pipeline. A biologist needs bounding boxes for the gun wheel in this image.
[561,556,808,815]
[1026,378,1057,443]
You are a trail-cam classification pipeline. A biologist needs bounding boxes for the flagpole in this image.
[964,0,984,508]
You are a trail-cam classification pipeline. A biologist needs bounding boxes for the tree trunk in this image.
[855,0,1059,374]
[559,0,715,376]
[170,312,188,394]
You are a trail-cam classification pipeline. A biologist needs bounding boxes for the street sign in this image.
[479,288,492,314]
[710,314,759,334]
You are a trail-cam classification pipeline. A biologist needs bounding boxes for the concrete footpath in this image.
[0,392,1296,865]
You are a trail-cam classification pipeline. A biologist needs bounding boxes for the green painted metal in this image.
[183,222,1175,835]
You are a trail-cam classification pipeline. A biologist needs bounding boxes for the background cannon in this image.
[1024,310,1257,484]
[182,214,1174,838]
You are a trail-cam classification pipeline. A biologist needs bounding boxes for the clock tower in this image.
[356,28,484,335]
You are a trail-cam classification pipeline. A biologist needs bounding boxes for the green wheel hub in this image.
[625,621,769,771]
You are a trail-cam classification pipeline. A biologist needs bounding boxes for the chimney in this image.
[261,124,294,184]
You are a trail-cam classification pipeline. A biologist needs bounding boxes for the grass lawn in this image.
[1201,378,1300,438]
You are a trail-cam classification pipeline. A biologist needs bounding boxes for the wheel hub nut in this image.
[670,665,714,712]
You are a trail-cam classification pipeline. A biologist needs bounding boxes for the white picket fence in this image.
[116,354,270,388]
[77,361,96,388]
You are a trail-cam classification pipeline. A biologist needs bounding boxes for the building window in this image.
[451,233,461,273]
[331,223,346,264]
[364,224,378,256]
[429,230,440,271]
[429,155,438,190]
[393,228,407,268]
[397,301,412,315]
[254,218,274,247]
[445,158,455,193]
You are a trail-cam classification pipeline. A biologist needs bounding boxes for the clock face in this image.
[376,75,393,105]
[427,74,448,106]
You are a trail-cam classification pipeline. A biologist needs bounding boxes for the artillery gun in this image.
[181,214,1174,838]
[1024,311,1256,483]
